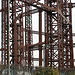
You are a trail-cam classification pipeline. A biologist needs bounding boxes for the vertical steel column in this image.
[44,0,64,68]
[4,0,6,65]
[61,0,64,68]
[62,0,74,68]
[57,0,64,68]
[3,0,9,65]
[8,0,24,65]
[14,0,17,64]
[16,0,24,64]
[8,0,11,74]
[47,0,59,68]
[25,0,33,68]
[69,0,74,68]
[1,0,4,64]
[45,0,49,67]
[9,0,14,64]
[39,10,42,66]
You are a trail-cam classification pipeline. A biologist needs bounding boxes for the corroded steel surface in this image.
[0,0,75,69]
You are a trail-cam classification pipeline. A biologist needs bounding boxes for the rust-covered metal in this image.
[0,0,75,69]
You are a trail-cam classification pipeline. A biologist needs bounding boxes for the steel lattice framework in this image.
[0,0,75,69]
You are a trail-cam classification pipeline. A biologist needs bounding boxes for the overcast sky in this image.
[0,0,75,66]
[71,0,75,66]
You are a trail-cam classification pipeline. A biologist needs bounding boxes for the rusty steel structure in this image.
[0,0,75,70]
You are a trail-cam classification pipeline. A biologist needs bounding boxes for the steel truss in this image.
[0,0,75,69]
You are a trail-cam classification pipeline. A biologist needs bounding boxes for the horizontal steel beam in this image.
[0,9,4,12]
[0,48,4,51]
[28,42,45,48]
[32,58,44,61]
[24,9,39,16]
[63,3,75,8]
[73,33,75,36]
[24,29,75,37]
[23,29,45,35]
[73,43,75,47]
[71,3,75,8]
[17,42,45,51]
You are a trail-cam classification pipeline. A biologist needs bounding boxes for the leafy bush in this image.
[33,67,59,75]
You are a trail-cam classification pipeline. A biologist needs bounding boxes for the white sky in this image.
[0,0,75,66]
[72,0,75,66]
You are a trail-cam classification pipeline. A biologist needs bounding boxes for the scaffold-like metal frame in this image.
[0,0,75,70]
